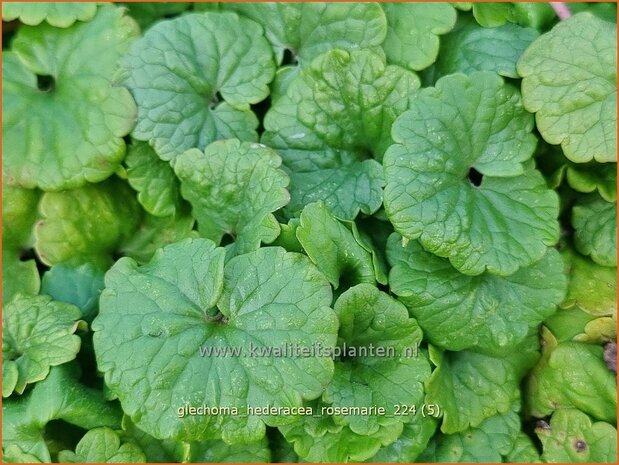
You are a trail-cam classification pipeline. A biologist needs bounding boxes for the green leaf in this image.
[119,211,196,265]
[537,409,617,463]
[2,185,39,249]
[40,263,105,321]
[471,2,516,27]
[2,364,122,462]
[572,194,617,267]
[58,428,146,463]
[381,3,456,71]
[125,142,183,217]
[119,416,189,463]
[175,139,289,255]
[527,331,617,423]
[119,2,190,29]
[2,294,82,397]
[263,49,419,219]
[120,12,275,162]
[426,347,521,434]
[2,6,138,190]
[434,17,539,79]
[365,416,438,463]
[387,233,566,354]
[518,13,617,163]
[327,284,430,435]
[213,2,387,66]
[418,409,521,462]
[280,407,404,463]
[2,2,98,27]
[566,162,617,202]
[93,239,337,444]
[384,72,559,276]
[189,437,271,463]
[296,202,376,289]
[35,178,142,266]
[505,432,542,463]
[2,445,43,463]
[1,252,41,305]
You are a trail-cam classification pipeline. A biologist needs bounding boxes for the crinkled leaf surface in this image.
[527,330,617,423]
[505,432,542,463]
[572,194,617,267]
[120,12,275,162]
[426,347,520,434]
[280,407,403,463]
[2,294,82,397]
[3,6,138,190]
[175,139,289,255]
[381,3,456,71]
[433,17,538,79]
[418,409,521,463]
[2,185,40,302]
[40,263,105,321]
[518,13,617,162]
[214,2,386,66]
[561,248,617,317]
[384,72,559,276]
[2,364,122,462]
[296,202,375,289]
[536,409,617,463]
[35,178,142,266]
[125,142,183,217]
[189,437,271,463]
[365,416,438,463]
[327,284,430,435]
[2,2,98,27]
[93,239,337,443]
[387,233,566,354]
[59,428,146,463]
[263,49,419,219]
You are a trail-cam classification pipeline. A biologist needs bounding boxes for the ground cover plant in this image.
[1,1,617,463]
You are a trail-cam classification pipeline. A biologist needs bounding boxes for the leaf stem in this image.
[550,2,572,20]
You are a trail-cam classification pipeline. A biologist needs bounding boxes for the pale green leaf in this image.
[572,194,617,267]
[120,12,275,162]
[2,2,98,27]
[537,409,617,463]
[175,139,289,255]
[381,3,457,71]
[35,178,142,266]
[2,6,138,190]
[2,294,82,396]
[296,202,376,289]
[527,331,617,423]
[384,71,558,276]
[365,416,438,463]
[58,428,146,463]
[518,13,617,162]
[125,141,183,217]
[189,437,271,463]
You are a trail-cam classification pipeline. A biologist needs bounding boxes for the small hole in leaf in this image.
[574,439,587,453]
[36,74,55,92]
[209,91,223,109]
[467,167,483,187]
[282,48,296,65]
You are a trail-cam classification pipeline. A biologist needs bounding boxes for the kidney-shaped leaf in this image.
[93,239,337,444]
[120,12,276,162]
[384,71,559,276]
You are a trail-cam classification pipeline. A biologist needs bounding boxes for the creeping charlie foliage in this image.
[1,2,617,464]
